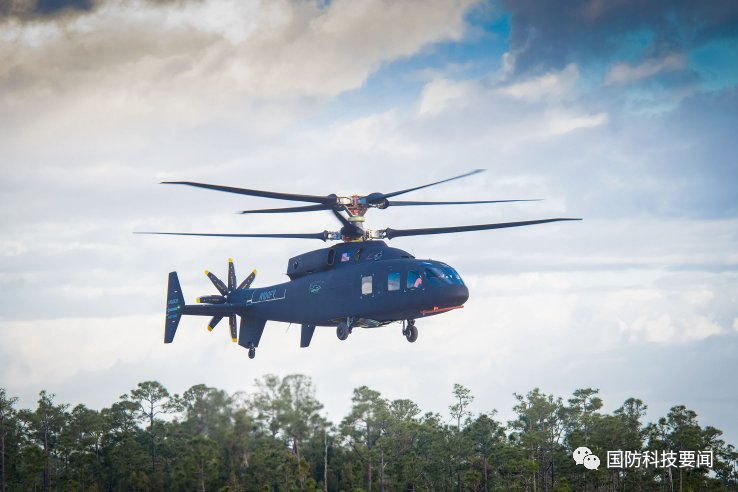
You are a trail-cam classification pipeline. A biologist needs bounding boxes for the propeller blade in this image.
[229,315,237,343]
[207,316,223,332]
[136,231,333,241]
[197,295,226,304]
[227,258,236,291]
[239,204,331,214]
[387,199,541,206]
[366,169,485,203]
[381,218,581,239]
[162,181,336,205]
[238,269,257,290]
[205,270,228,295]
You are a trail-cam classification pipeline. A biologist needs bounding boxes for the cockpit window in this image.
[406,270,422,289]
[423,265,464,285]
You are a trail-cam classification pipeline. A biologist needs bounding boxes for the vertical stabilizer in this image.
[165,272,185,343]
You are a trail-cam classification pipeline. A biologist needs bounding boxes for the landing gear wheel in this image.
[248,345,256,359]
[405,322,418,343]
[336,322,350,341]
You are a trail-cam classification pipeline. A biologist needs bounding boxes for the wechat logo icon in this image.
[573,446,600,470]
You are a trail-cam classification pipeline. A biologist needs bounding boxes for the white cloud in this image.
[605,53,687,85]
[0,0,477,150]
[543,110,608,136]
[418,78,478,115]
[496,63,579,101]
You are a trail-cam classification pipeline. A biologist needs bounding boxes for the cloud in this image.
[496,63,579,101]
[605,53,687,85]
[500,0,738,76]
[0,0,478,154]
[1,0,94,19]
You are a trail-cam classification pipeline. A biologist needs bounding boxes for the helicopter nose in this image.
[447,283,469,307]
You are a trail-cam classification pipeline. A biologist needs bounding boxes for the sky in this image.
[1,0,737,444]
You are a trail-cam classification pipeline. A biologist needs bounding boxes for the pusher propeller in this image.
[196,258,258,342]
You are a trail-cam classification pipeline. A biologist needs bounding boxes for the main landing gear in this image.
[402,319,418,343]
[336,320,353,341]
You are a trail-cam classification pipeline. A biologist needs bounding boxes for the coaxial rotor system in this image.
[137,169,580,241]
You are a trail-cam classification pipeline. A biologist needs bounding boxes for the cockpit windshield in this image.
[422,262,464,285]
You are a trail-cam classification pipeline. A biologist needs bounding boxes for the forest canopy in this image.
[0,376,736,491]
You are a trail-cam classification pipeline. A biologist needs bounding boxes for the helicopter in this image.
[139,169,579,359]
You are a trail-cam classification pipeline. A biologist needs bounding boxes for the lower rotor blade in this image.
[208,316,223,332]
[135,231,333,241]
[238,269,257,290]
[205,271,228,295]
[229,315,237,343]
[382,218,581,239]
[227,258,236,291]
[387,199,541,206]
[239,204,330,214]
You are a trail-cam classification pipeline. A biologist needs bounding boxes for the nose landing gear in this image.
[402,319,418,343]
[247,342,256,359]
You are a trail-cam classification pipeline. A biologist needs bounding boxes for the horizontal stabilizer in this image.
[238,317,267,349]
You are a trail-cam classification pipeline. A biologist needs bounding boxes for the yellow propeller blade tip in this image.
[207,326,213,332]
[252,269,257,274]
[228,257,233,263]
[231,338,237,343]
[204,270,209,275]
[196,297,201,304]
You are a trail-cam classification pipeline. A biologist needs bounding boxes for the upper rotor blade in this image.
[162,181,335,205]
[382,218,581,239]
[379,169,485,199]
[135,231,332,240]
[239,204,331,214]
[387,199,541,206]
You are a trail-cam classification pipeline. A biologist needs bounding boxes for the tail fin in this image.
[165,272,185,343]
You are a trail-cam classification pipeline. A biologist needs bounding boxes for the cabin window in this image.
[327,249,335,265]
[406,270,422,289]
[361,275,373,295]
[388,272,400,291]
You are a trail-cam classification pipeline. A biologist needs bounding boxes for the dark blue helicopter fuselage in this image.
[227,240,468,327]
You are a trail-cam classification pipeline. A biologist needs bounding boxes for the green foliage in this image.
[0,379,736,491]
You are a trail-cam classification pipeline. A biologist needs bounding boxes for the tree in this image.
[21,391,68,492]
[510,388,566,492]
[464,412,506,492]
[125,380,171,474]
[449,384,474,492]
[0,389,18,492]
[277,375,326,490]
[341,386,385,491]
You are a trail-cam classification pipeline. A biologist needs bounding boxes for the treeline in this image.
[1,377,737,491]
